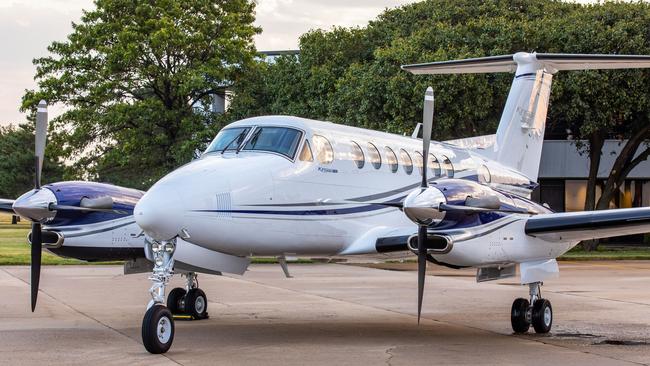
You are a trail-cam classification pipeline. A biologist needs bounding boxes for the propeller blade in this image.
[30,222,42,312]
[421,87,434,188]
[417,225,427,324]
[438,203,537,215]
[50,204,129,215]
[34,100,48,189]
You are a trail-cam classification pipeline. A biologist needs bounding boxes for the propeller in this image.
[30,100,48,312]
[415,87,434,323]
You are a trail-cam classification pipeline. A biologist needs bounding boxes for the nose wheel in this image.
[142,304,175,354]
[511,282,552,334]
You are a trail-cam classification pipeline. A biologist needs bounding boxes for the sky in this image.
[0,0,415,126]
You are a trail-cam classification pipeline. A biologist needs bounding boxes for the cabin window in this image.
[442,155,454,177]
[298,140,314,162]
[242,126,302,158]
[367,143,381,169]
[350,141,365,169]
[478,164,491,183]
[429,154,441,177]
[385,147,398,173]
[400,149,413,175]
[312,135,334,164]
[413,151,423,176]
[205,127,251,153]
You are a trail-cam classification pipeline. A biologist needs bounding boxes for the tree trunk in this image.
[581,133,605,251]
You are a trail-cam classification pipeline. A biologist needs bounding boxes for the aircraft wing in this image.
[525,207,650,242]
[0,199,14,214]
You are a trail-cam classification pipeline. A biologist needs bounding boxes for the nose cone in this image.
[12,188,57,222]
[403,186,447,226]
[134,183,185,241]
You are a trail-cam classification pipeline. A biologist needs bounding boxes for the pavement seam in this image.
[0,268,184,366]
[229,265,646,366]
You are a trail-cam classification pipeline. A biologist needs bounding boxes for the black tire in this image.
[167,288,187,314]
[185,288,208,319]
[532,299,553,334]
[142,304,174,354]
[511,298,530,333]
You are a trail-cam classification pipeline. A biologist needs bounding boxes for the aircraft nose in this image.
[12,188,57,222]
[134,183,185,241]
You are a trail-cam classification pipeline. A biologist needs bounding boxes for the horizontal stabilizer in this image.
[402,53,650,74]
[525,207,650,242]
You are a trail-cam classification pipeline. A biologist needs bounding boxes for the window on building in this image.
[367,143,381,169]
[312,135,334,164]
[243,127,303,158]
[429,154,441,177]
[298,140,313,162]
[413,151,423,176]
[385,147,398,173]
[441,155,454,178]
[350,141,365,169]
[400,149,413,175]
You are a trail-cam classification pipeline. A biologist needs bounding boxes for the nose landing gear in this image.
[511,282,552,334]
[141,238,177,354]
[167,272,209,320]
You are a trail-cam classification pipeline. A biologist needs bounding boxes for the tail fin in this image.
[402,52,650,181]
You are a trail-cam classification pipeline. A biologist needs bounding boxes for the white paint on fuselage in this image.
[137,115,570,267]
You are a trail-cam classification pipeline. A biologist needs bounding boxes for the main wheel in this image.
[185,288,208,319]
[511,298,530,333]
[531,299,553,334]
[167,287,187,314]
[142,304,175,354]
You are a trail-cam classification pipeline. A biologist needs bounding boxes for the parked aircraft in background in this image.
[7,53,650,355]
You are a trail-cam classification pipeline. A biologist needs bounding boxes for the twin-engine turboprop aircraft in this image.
[131,52,650,353]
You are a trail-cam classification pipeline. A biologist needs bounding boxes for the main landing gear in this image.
[167,272,209,320]
[511,282,553,334]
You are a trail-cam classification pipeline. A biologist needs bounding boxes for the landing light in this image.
[151,242,162,253]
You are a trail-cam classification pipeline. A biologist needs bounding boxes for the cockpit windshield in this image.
[204,127,251,154]
[242,127,302,158]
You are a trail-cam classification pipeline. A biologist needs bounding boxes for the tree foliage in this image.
[23,0,259,189]
[0,124,64,198]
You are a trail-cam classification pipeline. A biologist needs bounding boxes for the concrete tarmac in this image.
[1,262,649,365]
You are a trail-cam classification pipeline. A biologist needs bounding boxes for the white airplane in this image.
[128,52,650,353]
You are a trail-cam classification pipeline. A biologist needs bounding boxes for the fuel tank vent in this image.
[407,233,453,254]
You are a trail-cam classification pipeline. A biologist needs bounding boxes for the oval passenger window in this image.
[442,155,454,178]
[312,135,334,164]
[385,147,398,173]
[429,154,441,177]
[367,143,381,169]
[400,149,413,175]
[350,141,365,169]
[413,151,423,176]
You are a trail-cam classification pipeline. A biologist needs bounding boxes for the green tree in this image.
[0,124,64,198]
[22,0,260,189]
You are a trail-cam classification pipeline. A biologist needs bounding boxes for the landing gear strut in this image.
[511,282,552,334]
[142,238,176,354]
[167,272,209,319]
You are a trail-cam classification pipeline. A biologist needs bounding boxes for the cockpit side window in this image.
[298,140,314,162]
[242,127,303,158]
[204,127,251,154]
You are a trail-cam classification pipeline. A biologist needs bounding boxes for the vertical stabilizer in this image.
[402,52,650,182]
